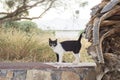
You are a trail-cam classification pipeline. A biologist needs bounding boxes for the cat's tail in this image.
[78,31,84,42]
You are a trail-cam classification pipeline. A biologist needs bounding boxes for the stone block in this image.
[0,77,7,80]
[51,71,61,80]
[12,70,27,80]
[61,71,80,80]
[6,70,13,79]
[26,70,52,80]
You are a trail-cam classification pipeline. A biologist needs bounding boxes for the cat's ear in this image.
[55,39,57,42]
[49,38,51,41]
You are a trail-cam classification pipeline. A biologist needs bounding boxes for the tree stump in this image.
[85,0,120,80]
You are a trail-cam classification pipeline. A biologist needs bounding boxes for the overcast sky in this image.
[31,0,102,30]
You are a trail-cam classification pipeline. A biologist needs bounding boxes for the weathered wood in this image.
[85,0,120,80]
[92,5,120,49]
[102,70,120,80]
[85,23,93,41]
[101,0,120,13]
[104,53,120,70]
[95,45,104,64]
[91,1,108,17]
[100,6,120,21]
[107,15,120,20]
[92,6,120,44]
[101,20,120,26]
[99,29,116,63]
[93,17,104,63]
[93,18,100,45]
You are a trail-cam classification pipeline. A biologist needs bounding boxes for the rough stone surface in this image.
[51,71,61,80]
[0,77,8,80]
[0,63,96,80]
[6,70,13,79]
[12,70,27,80]
[61,71,80,80]
[26,70,52,80]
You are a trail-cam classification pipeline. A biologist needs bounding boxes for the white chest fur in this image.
[51,43,65,54]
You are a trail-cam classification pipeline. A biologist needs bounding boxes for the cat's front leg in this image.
[55,53,59,62]
[55,53,63,63]
[58,53,63,63]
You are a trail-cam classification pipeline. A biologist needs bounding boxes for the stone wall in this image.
[0,68,96,80]
[0,62,96,80]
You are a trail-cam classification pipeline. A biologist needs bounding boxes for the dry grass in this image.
[0,28,55,62]
[0,28,93,62]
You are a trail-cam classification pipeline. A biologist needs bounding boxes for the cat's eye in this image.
[53,44,56,46]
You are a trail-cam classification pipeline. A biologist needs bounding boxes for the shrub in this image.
[3,21,19,29]
[18,21,38,33]
[0,28,55,62]
[2,20,41,33]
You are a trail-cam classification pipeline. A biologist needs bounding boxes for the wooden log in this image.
[101,28,120,54]
[101,20,120,27]
[87,2,120,42]
[95,45,104,64]
[93,18,100,45]
[99,6,120,22]
[113,23,120,27]
[101,0,120,13]
[91,6,120,62]
[99,29,116,60]
[85,23,93,40]
[93,17,104,64]
[102,70,120,80]
[106,15,120,20]
[91,1,108,16]
[103,53,120,70]
[86,0,120,80]
[115,10,120,15]
[88,3,120,64]
[91,4,100,17]
[102,0,110,2]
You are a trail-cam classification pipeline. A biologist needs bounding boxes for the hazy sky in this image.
[31,0,102,30]
[0,0,102,30]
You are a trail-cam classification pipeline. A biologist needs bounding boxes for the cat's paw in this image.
[73,60,79,65]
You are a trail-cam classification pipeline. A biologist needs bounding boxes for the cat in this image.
[49,32,83,63]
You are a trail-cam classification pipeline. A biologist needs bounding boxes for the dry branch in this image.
[0,0,56,22]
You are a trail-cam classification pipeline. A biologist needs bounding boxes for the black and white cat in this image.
[49,33,83,63]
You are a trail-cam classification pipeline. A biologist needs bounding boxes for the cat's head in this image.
[49,38,57,48]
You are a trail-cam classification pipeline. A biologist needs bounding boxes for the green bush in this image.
[3,21,19,29]
[18,21,38,32]
[2,20,42,33]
